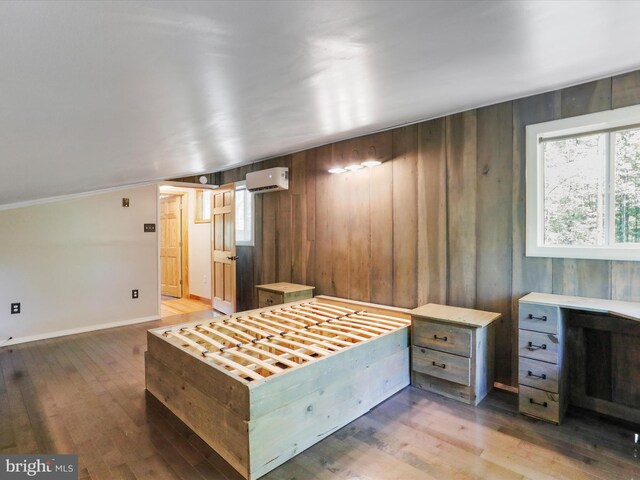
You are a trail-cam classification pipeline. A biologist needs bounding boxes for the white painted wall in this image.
[186,190,212,299]
[161,187,211,300]
[0,185,159,345]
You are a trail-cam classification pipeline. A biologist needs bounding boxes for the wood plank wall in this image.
[177,70,640,386]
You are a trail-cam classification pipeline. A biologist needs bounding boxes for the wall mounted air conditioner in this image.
[246,167,289,193]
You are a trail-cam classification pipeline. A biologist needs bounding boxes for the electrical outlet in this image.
[132,289,139,299]
[144,223,155,232]
[11,303,20,314]
[122,198,130,207]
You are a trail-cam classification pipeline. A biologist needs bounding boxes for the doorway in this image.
[159,186,212,318]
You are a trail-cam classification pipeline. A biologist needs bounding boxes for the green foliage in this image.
[542,128,640,246]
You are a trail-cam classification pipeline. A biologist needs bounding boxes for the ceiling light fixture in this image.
[361,159,381,167]
[345,164,364,171]
[328,167,347,174]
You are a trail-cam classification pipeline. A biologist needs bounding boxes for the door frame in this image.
[158,189,189,300]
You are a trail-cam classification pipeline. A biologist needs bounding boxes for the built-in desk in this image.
[519,292,640,425]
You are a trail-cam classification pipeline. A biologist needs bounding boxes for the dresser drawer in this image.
[519,303,560,334]
[258,290,284,308]
[518,385,561,424]
[518,329,560,364]
[413,321,472,357]
[518,357,559,393]
[412,346,470,386]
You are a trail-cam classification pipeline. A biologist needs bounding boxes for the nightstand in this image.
[256,282,315,308]
[410,304,500,406]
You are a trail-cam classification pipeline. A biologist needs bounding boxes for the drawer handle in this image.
[527,370,547,380]
[433,335,448,341]
[527,314,547,321]
[432,361,446,369]
[527,342,547,351]
[529,398,548,408]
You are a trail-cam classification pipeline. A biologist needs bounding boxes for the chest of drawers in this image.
[410,304,500,406]
[518,300,567,424]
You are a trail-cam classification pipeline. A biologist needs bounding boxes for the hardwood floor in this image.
[1,313,639,480]
[161,296,212,318]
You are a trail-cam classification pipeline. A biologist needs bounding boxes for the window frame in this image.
[526,104,640,262]
[235,181,255,247]
[194,189,212,223]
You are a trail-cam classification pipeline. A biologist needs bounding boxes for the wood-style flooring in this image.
[161,296,212,318]
[1,312,639,480]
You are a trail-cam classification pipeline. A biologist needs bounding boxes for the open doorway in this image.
[159,185,213,318]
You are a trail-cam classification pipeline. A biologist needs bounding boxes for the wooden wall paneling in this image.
[236,245,254,312]
[276,155,293,283]
[252,188,263,308]
[611,263,640,302]
[612,70,640,109]
[329,141,352,299]
[552,79,613,299]
[345,135,372,302]
[368,131,394,306]
[417,118,447,305]
[476,102,514,385]
[392,125,419,308]
[313,144,336,296]
[560,78,612,118]
[611,71,640,301]
[304,148,316,286]
[260,176,278,286]
[511,91,559,385]
[446,111,477,309]
[291,151,309,285]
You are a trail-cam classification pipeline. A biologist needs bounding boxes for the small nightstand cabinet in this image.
[256,282,315,308]
[518,300,567,424]
[410,304,500,406]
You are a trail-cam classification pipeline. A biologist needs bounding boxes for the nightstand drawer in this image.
[519,303,560,334]
[518,385,560,424]
[412,346,470,386]
[518,329,560,364]
[518,357,559,393]
[258,290,283,308]
[413,321,472,357]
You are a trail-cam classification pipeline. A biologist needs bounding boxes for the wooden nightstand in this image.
[410,304,500,406]
[256,282,315,308]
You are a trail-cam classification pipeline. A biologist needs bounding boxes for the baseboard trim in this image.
[189,294,212,303]
[1,315,160,347]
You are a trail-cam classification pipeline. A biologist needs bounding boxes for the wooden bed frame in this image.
[145,295,411,479]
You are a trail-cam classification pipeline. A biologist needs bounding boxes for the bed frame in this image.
[145,295,411,479]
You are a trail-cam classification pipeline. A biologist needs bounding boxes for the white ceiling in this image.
[2,1,640,205]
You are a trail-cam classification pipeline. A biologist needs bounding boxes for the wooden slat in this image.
[167,331,265,381]
[417,117,447,305]
[346,135,372,302]
[369,131,394,306]
[392,125,419,308]
[476,101,514,385]
[446,111,477,309]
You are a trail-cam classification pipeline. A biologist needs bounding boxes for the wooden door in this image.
[212,185,236,314]
[160,194,183,297]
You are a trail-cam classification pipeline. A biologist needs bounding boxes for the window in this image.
[195,189,212,223]
[235,183,254,246]
[526,104,640,261]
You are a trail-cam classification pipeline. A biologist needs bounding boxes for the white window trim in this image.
[235,181,255,247]
[526,104,640,262]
